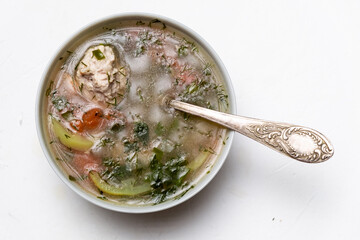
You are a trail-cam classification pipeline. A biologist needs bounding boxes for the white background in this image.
[1,0,359,239]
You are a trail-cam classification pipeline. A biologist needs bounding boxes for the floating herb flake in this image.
[92,49,105,60]
[69,175,76,181]
[45,81,54,96]
[136,20,145,25]
[155,122,165,136]
[177,45,188,57]
[52,96,67,111]
[148,19,166,29]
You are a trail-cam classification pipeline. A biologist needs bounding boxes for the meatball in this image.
[75,45,127,105]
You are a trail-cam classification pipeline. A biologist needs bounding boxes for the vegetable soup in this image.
[44,19,230,205]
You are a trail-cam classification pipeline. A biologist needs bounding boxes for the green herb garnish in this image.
[152,147,164,161]
[201,146,216,154]
[134,122,149,144]
[123,138,139,153]
[177,45,188,57]
[183,112,190,121]
[213,84,229,108]
[154,39,162,45]
[61,111,73,120]
[106,97,118,107]
[107,72,111,83]
[74,62,80,70]
[155,122,165,136]
[203,63,212,76]
[102,157,132,181]
[45,81,54,97]
[187,83,198,94]
[119,67,126,76]
[110,123,125,133]
[52,96,67,111]
[183,38,198,52]
[136,21,145,25]
[174,185,194,200]
[97,196,108,200]
[136,88,144,102]
[92,49,105,60]
[69,175,76,181]
[79,83,83,92]
[98,137,114,147]
[149,153,190,203]
[100,137,115,147]
[148,19,166,29]
[135,45,146,56]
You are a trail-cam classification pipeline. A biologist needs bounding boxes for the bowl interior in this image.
[36,13,236,213]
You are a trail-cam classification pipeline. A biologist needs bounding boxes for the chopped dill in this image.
[177,45,188,57]
[106,97,118,107]
[97,196,108,200]
[45,81,54,97]
[200,146,216,154]
[107,72,111,83]
[148,19,166,29]
[69,175,76,181]
[119,67,126,76]
[98,137,115,147]
[92,49,105,60]
[135,45,146,56]
[136,88,144,102]
[74,62,80,70]
[203,63,212,76]
[154,39,162,45]
[136,20,145,25]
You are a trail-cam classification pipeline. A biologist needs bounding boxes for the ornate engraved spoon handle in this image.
[170,100,334,163]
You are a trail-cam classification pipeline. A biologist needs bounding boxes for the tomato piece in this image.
[171,60,198,84]
[72,153,102,175]
[82,108,104,130]
[181,71,197,84]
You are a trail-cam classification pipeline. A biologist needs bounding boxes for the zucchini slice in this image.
[89,171,152,196]
[52,118,93,151]
[187,152,210,171]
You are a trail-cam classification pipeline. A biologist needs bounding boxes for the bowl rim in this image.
[35,12,237,213]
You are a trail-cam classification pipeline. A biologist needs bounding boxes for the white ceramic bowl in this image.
[36,12,236,213]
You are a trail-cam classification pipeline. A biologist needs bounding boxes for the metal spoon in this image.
[169,99,334,163]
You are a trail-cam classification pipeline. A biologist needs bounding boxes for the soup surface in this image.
[45,19,229,205]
